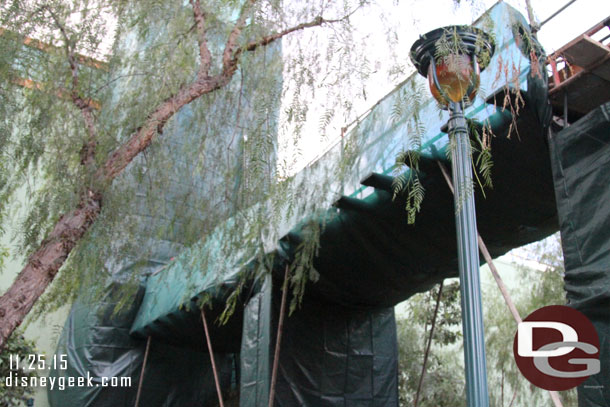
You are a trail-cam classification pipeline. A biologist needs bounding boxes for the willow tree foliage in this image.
[0,331,37,405]
[0,0,491,351]
[0,0,404,350]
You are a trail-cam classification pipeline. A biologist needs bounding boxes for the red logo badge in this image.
[513,305,600,391]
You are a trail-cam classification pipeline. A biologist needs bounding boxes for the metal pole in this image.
[448,101,489,407]
[540,0,578,28]
[437,159,564,407]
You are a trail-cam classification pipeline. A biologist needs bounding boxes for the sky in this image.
[394,0,610,53]
[291,0,610,168]
[365,0,610,105]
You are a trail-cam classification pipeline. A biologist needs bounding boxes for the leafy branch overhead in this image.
[0,0,369,351]
[391,20,537,224]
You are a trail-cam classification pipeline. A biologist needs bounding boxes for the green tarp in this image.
[47,2,579,406]
[132,2,548,336]
[49,269,236,407]
[550,101,610,406]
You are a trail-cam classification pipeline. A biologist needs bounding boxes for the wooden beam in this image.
[0,27,109,71]
[12,77,101,109]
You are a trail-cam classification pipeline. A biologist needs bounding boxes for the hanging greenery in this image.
[0,0,425,348]
[0,0,543,350]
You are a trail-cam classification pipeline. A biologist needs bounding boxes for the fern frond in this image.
[406,174,425,224]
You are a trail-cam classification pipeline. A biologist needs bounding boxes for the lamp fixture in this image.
[409,25,495,407]
[410,25,494,108]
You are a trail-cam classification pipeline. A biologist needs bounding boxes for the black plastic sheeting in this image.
[273,298,398,406]
[239,275,399,407]
[549,101,610,406]
[47,3,564,404]
[48,267,236,407]
[240,276,272,407]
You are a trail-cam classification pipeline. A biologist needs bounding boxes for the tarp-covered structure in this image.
[130,1,555,336]
[47,1,610,406]
[550,101,610,406]
[49,2,280,405]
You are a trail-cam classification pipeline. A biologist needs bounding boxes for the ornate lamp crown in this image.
[410,25,495,108]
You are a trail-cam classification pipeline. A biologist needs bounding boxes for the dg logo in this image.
[513,305,600,391]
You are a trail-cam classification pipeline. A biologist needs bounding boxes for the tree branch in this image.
[97,73,232,182]
[232,9,357,63]
[45,6,98,168]
[45,6,79,92]
[78,109,98,168]
[189,0,212,78]
[222,0,256,74]
[101,4,363,184]
[0,2,361,352]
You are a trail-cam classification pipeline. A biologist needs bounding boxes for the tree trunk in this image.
[0,193,101,349]
[0,70,238,352]
[0,75,229,351]
[0,5,342,351]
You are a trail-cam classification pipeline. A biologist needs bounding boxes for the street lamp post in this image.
[410,26,494,407]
